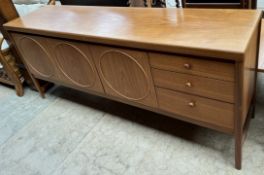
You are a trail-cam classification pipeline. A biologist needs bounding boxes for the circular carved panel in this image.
[54,43,96,88]
[20,37,54,78]
[99,50,150,101]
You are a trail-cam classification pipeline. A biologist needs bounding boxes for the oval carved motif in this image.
[99,50,150,101]
[54,43,96,88]
[19,37,54,78]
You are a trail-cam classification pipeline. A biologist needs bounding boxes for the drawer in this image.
[156,88,234,131]
[152,69,234,103]
[149,53,235,82]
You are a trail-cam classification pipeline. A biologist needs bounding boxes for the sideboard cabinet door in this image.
[12,34,56,79]
[90,45,157,108]
[12,33,104,94]
[48,39,104,93]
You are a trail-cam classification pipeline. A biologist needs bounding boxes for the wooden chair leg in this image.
[0,43,24,97]
[6,42,46,98]
[15,83,23,96]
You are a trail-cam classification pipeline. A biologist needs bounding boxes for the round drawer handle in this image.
[188,101,196,107]
[185,82,192,88]
[184,63,191,69]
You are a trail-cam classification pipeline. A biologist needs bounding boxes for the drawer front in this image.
[149,53,235,82]
[152,69,234,103]
[156,88,234,130]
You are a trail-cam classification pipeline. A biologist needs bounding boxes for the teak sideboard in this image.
[3,6,262,169]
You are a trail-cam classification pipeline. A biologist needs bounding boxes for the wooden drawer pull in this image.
[184,63,191,69]
[188,101,196,107]
[185,82,192,88]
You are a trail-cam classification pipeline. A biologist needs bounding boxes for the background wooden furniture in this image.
[182,0,254,8]
[60,0,167,7]
[60,0,130,6]
[0,0,55,96]
[0,36,23,96]
[4,6,261,170]
[175,0,180,7]
[252,0,257,8]
[0,0,26,96]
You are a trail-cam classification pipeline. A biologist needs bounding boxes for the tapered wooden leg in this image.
[235,130,242,170]
[234,61,243,170]
[235,100,255,170]
[31,76,45,98]
[251,73,258,119]
[234,89,243,170]
[21,70,45,98]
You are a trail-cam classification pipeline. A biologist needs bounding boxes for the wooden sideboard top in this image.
[4,6,262,61]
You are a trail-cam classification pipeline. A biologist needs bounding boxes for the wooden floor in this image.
[258,20,264,72]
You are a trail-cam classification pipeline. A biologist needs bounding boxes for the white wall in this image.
[258,0,264,8]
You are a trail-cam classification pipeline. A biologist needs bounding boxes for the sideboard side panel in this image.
[241,22,260,126]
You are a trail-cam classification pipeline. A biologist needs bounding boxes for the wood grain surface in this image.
[156,87,234,131]
[149,53,235,82]
[4,6,262,170]
[3,6,262,60]
[152,68,235,103]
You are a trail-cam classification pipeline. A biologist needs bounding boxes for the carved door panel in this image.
[47,39,104,93]
[12,33,104,94]
[90,45,157,108]
[12,33,56,80]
